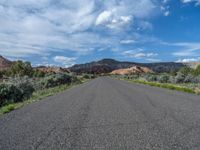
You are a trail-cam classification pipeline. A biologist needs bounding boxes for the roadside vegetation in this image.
[112,65,200,94]
[0,61,92,115]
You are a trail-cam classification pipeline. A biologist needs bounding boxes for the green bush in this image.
[10,61,33,77]
[0,84,22,106]
[193,65,200,76]
[83,74,90,79]
[179,67,194,75]
[194,75,200,83]
[146,74,157,82]
[0,77,35,106]
[39,73,78,89]
[184,74,195,83]
[158,74,170,83]
[175,72,185,83]
[12,78,35,100]
[33,69,45,77]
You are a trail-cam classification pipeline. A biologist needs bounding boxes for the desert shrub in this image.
[82,74,96,79]
[174,72,185,83]
[168,76,175,83]
[128,74,139,80]
[39,73,75,89]
[0,84,13,106]
[10,61,33,77]
[141,74,157,82]
[71,75,81,84]
[193,65,200,76]
[184,74,195,83]
[0,84,23,106]
[179,67,194,75]
[158,74,170,83]
[194,75,200,83]
[83,74,90,79]
[33,69,45,77]
[7,77,35,100]
[145,74,157,82]
[0,76,35,106]
[0,73,82,107]
[126,75,131,80]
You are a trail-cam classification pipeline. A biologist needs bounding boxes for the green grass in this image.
[1,104,15,114]
[124,79,197,94]
[0,81,86,115]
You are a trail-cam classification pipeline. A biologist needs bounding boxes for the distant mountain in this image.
[111,66,154,75]
[0,56,190,74]
[0,55,12,70]
[69,58,185,74]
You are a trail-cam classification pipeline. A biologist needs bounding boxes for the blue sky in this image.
[0,0,200,67]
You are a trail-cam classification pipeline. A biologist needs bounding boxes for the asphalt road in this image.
[0,77,200,150]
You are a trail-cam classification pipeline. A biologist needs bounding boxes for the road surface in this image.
[0,77,200,150]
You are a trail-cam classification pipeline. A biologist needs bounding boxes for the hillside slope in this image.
[0,55,12,70]
[69,59,185,74]
[35,66,71,73]
[111,66,154,75]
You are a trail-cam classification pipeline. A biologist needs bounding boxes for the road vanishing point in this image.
[1,77,200,150]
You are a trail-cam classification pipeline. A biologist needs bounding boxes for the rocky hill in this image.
[111,66,154,75]
[35,66,71,74]
[69,59,185,74]
[0,55,12,70]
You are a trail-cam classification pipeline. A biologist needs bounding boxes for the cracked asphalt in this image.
[0,77,200,150]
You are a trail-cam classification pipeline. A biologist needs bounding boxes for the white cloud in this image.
[0,0,162,59]
[171,42,200,57]
[146,58,161,62]
[120,40,136,44]
[123,49,158,58]
[160,5,170,16]
[182,0,193,2]
[95,10,113,25]
[173,51,196,57]
[53,56,76,67]
[95,10,133,29]
[181,0,200,5]
[176,57,200,62]
[164,11,170,16]
[95,0,157,29]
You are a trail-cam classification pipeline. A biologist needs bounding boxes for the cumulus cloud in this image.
[95,0,157,29]
[176,57,200,62]
[53,56,76,67]
[0,0,164,60]
[123,49,158,59]
[95,10,133,29]
[96,10,113,25]
[181,0,200,5]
